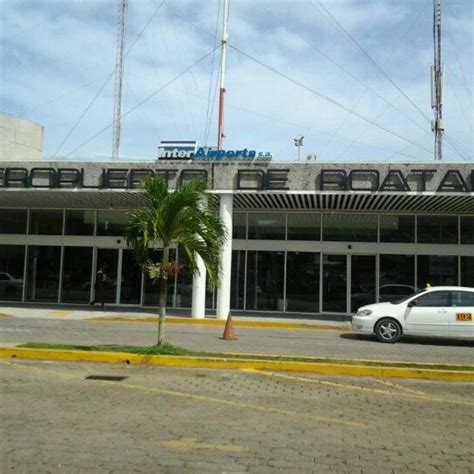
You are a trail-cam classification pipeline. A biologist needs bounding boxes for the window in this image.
[232,213,247,239]
[29,210,63,235]
[461,257,474,287]
[379,215,414,243]
[0,245,25,301]
[286,252,320,312]
[380,255,416,302]
[97,211,127,236]
[248,213,285,240]
[287,213,320,241]
[231,250,246,309]
[26,246,61,301]
[65,210,95,235]
[0,209,27,234]
[323,214,377,242]
[460,216,474,245]
[413,291,450,307]
[61,247,93,303]
[417,215,458,244]
[451,291,474,307]
[246,251,284,310]
[417,255,458,287]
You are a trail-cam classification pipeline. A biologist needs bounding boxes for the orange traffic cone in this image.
[221,311,237,340]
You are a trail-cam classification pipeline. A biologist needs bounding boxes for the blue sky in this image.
[1,0,472,162]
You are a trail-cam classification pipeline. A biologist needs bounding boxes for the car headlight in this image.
[357,309,372,316]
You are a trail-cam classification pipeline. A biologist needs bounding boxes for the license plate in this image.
[456,313,472,321]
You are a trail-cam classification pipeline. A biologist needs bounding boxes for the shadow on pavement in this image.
[340,332,474,348]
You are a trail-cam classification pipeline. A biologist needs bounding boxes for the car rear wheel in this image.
[375,319,401,343]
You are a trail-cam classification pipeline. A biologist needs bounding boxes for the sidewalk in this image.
[0,303,351,328]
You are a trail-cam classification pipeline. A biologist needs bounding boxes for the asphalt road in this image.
[0,317,473,365]
[2,359,473,473]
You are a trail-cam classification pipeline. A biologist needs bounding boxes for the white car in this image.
[352,286,474,343]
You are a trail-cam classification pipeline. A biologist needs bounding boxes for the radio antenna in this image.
[217,0,229,150]
[431,0,444,160]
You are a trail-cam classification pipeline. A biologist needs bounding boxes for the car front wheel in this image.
[375,319,401,343]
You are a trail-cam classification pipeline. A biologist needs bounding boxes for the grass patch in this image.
[16,342,474,372]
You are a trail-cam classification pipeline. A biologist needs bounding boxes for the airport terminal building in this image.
[0,160,473,319]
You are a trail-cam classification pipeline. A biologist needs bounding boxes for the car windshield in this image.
[391,288,427,304]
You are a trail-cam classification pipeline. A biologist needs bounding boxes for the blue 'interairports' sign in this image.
[158,146,272,161]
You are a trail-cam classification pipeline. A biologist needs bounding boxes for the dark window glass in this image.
[460,216,474,245]
[248,213,285,240]
[233,213,246,239]
[380,255,416,302]
[97,211,127,236]
[351,255,376,311]
[417,255,458,287]
[286,252,320,312]
[231,250,246,309]
[94,249,118,304]
[65,210,95,236]
[143,249,175,307]
[0,245,25,301]
[414,291,450,307]
[246,251,284,311]
[451,291,474,307]
[26,246,61,301]
[417,215,458,244]
[323,214,377,242]
[120,250,142,305]
[287,214,320,241]
[0,209,27,234]
[29,210,63,235]
[176,250,192,308]
[461,257,474,287]
[61,247,93,303]
[380,215,414,243]
[322,254,347,312]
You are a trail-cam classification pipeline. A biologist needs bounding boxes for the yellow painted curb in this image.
[87,316,348,331]
[0,313,12,318]
[1,347,473,382]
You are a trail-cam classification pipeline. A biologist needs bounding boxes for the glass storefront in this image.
[0,208,471,312]
[0,245,25,301]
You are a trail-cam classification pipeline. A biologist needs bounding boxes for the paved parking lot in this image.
[1,359,473,473]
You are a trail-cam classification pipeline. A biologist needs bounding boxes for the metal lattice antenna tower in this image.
[431,0,444,160]
[112,0,127,160]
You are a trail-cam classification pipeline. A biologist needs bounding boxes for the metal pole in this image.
[217,0,229,150]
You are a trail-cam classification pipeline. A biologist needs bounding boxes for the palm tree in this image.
[125,177,226,346]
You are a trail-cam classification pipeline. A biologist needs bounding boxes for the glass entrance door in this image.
[120,250,142,305]
[351,255,376,312]
[322,254,347,313]
[95,249,119,304]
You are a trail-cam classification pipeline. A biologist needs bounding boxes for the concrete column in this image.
[216,193,233,320]
[191,254,206,319]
